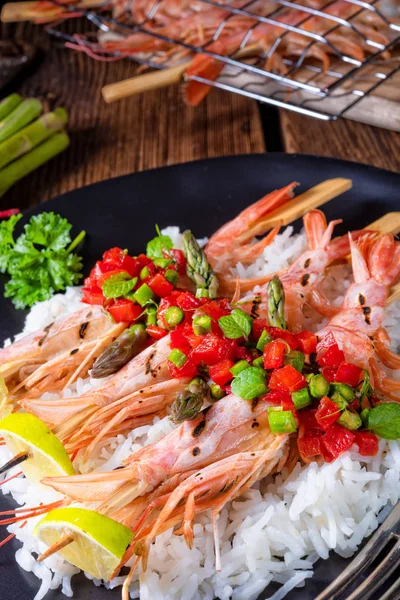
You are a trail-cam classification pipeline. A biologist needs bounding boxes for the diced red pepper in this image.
[315,396,341,431]
[282,394,297,415]
[140,261,157,280]
[268,364,307,392]
[335,361,362,387]
[191,334,235,366]
[264,389,292,406]
[157,292,181,328]
[168,357,197,379]
[102,247,128,266]
[354,431,379,457]
[97,269,131,288]
[234,346,253,362]
[176,292,202,311]
[148,273,174,298]
[252,318,268,340]
[269,327,299,350]
[263,340,287,369]
[146,325,168,340]
[119,254,143,278]
[318,344,345,368]
[322,423,355,461]
[296,330,318,355]
[298,436,322,458]
[170,325,192,354]
[107,299,143,323]
[164,249,186,274]
[202,300,231,321]
[136,253,152,269]
[297,408,323,435]
[209,359,235,387]
[321,367,337,383]
[81,286,105,306]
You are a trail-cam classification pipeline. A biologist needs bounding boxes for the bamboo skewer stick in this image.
[388,284,400,305]
[1,0,102,22]
[368,212,400,235]
[37,533,75,562]
[102,43,261,103]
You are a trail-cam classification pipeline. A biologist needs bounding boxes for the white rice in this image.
[1,226,399,600]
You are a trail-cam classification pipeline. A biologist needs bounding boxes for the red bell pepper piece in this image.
[322,423,355,462]
[170,325,192,354]
[136,253,152,269]
[321,367,337,383]
[297,408,324,435]
[119,255,143,278]
[148,273,174,298]
[168,357,197,379]
[209,359,235,386]
[335,361,362,387]
[234,346,253,362]
[263,340,287,369]
[315,396,341,431]
[107,299,143,323]
[354,431,379,456]
[81,286,105,306]
[264,389,292,406]
[176,292,202,311]
[268,365,306,392]
[164,249,186,274]
[269,327,299,350]
[296,330,318,355]
[146,324,168,340]
[298,436,322,458]
[318,344,345,368]
[202,300,231,321]
[192,334,235,366]
[252,318,268,340]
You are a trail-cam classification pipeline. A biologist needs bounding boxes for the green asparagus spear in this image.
[0,108,68,171]
[267,275,286,330]
[0,98,42,144]
[0,131,69,198]
[0,94,22,122]
[91,323,148,378]
[181,230,218,299]
[169,377,209,423]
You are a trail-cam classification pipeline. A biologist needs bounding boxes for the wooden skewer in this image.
[249,178,353,237]
[368,212,400,235]
[37,533,75,562]
[1,0,102,23]
[388,283,400,305]
[102,43,261,103]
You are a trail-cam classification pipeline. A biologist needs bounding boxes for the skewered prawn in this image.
[317,232,400,400]
[0,305,125,399]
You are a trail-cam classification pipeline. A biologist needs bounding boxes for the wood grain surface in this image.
[0,19,399,210]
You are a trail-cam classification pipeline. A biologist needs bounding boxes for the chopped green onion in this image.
[253,356,264,368]
[192,314,212,336]
[337,410,362,430]
[140,266,151,280]
[268,410,297,433]
[309,374,330,399]
[165,306,184,327]
[153,257,172,269]
[284,350,305,373]
[256,329,272,352]
[210,383,225,401]
[165,269,179,286]
[291,387,311,410]
[360,408,370,426]
[230,360,250,377]
[133,283,155,306]
[330,382,355,402]
[330,391,348,411]
[168,348,188,368]
[145,306,157,326]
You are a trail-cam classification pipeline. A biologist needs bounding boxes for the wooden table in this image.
[1,20,399,211]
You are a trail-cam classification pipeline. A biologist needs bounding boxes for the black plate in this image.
[0,153,399,600]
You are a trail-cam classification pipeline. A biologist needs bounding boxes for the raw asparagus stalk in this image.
[0,108,68,171]
[0,94,22,122]
[0,131,69,198]
[267,275,286,330]
[0,98,42,144]
[181,230,218,299]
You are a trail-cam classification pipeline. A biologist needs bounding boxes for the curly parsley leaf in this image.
[0,212,85,309]
[218,308,253,339]
[0,213,23,272]
[231,367,268,400]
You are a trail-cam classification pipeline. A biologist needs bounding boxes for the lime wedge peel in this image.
[0,412,75,482]
[34,507,132,581]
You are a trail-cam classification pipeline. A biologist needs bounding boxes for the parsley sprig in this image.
[0,212,85,309]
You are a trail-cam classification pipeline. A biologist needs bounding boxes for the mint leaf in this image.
[231,367,268,400]
[218,308,253,339]
[102,273,137,299]
[367,403,400,440]
[146,227,173,259]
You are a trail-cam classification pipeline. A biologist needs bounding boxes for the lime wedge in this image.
[0,413,74,482]
[34,507,132,580]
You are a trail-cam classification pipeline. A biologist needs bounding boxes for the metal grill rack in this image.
[45,0,400,120]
